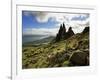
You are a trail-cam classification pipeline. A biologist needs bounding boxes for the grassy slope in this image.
[22,32,89,69]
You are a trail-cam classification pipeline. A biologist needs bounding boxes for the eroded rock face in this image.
[55,23,74,42]
[56,24,66,41]
[82,27,89,34]
[69,50,89,66]
[65,27,74,39]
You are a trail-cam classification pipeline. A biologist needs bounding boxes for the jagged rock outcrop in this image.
[55,23,74,42]
[56,23,66,41]
[82,27,89,34]
[65,27,74,39]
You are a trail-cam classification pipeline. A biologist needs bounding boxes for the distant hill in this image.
[23,36,55,46]
[32,36,55,44]
[22,35,49,43]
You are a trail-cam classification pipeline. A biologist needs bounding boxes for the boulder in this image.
[69,50,89,66]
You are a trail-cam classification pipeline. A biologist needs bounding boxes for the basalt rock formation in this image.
[55,23,74,42]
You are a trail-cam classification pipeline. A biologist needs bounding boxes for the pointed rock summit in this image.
[65,27,74,39]
[82,27,89,34]
[55,23,74,42]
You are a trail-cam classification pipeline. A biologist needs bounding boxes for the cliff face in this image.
[55,23,74,42]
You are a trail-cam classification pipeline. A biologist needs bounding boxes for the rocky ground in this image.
[22,23,89,69]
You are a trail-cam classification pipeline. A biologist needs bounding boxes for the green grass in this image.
[22,32,89,69]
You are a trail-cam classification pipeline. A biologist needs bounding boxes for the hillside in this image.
[22,24,89,69]
[23,36,55,47]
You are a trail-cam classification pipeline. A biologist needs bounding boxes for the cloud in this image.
[23,28,59,36]
[69,21,89,34]
[23,11,90,34]
[71,14,89,21]
[23,11,49,23]
[23,11,30,16]
[23,11,89,23]
[31,12,49,23]
[23,21,89,35]
[23,11,89,26]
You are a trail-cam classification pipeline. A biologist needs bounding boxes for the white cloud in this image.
[23,11,89,35]
[23,21,88,36]
[23,28,59,36]
[71,14,89,21]
[32,12,49,23]
[30,12,71,24]
[23,11,89,23]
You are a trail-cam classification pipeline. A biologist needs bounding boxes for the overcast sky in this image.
[22,11,89,36]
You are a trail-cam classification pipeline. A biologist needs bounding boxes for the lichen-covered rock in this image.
[69,50,89,66]
[47,51,70,66]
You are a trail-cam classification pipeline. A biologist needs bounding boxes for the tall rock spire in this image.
[55,23,74,42]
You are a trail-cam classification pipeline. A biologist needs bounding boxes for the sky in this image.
[22,11,89,36]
